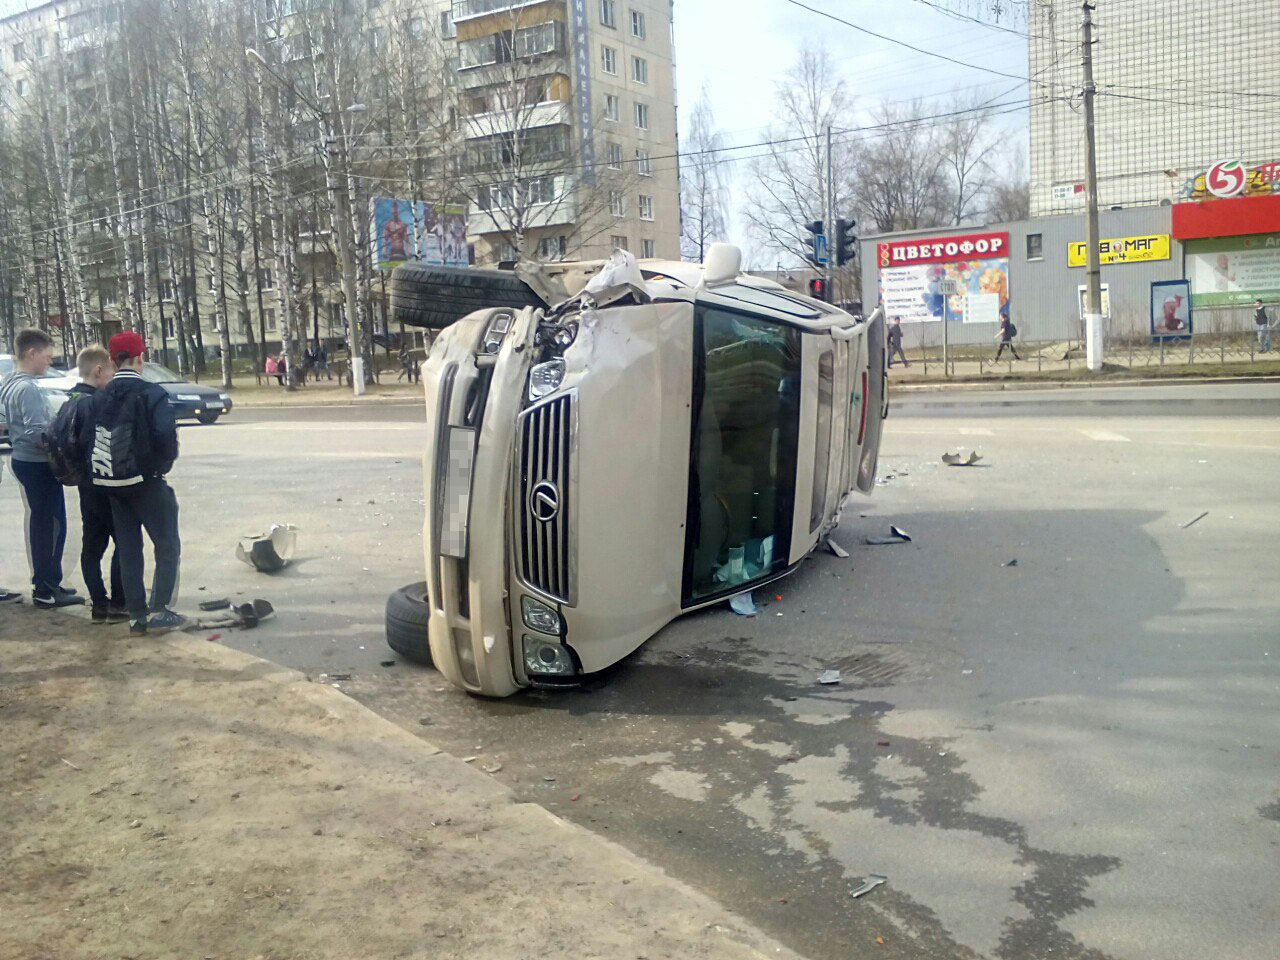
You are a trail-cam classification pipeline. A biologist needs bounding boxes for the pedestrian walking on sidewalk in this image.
[46,345,127,623]
[994,315,1021,361]
[887,317,909,367]
[91,332,184,635]
[1255,299,1272,354]
[0,327,81,608]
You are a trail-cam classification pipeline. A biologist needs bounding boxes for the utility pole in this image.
[824,124,835,299]
[1081,1,1104,371]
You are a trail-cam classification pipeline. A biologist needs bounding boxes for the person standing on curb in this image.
[887,317,910,368]
[1255,299,1272,354]
[91,332,184,635]
[46,345,128,623]
[0,328,81,608]
[994,315,1021,361]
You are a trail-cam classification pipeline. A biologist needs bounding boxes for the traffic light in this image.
[803,219,825,268]
[808,277,828,302]
[834,217,857,266]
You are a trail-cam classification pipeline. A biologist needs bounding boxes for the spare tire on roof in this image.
[389,263,547,330]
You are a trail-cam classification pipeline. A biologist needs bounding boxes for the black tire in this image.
[386,581,433,666]
[196,411,220,425]
[390,263,546,331]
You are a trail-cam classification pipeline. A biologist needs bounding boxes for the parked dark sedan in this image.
[141,362,233,424]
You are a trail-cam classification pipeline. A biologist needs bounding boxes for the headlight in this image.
[176,393,202,401]
[523,635,575,676]
[480,311,514,355]
[528,359,565,400]
[521,595,561,634]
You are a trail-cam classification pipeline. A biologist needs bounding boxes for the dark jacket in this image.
[1256,305,1271,327]
[90,369,178,486]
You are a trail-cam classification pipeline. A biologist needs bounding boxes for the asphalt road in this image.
[3,382,1278,960]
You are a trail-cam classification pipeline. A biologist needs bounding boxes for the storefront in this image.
[1174,194,1280,309]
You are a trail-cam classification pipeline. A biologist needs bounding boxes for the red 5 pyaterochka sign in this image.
[878,232,1010,268]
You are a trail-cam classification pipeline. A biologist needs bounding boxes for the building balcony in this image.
[462,99,570,140]
[468,196,578,236]
[452,0,561,24]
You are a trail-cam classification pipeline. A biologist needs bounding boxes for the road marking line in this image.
[958,427,994,436]
[1079,428,1131,442]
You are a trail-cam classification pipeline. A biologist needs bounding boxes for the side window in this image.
[684,307,802,605]
[810,351,834,531]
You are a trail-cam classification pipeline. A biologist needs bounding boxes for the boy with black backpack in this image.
[46,345,127,623]
[91,332,184,634]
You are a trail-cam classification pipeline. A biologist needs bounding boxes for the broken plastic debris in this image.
[236,524,298,573]
[942,451,984,466]
[1181,511,1208,529]
[728,592,758,617]
[850,874,887,899]
[824,538,850,559]
[818,670,841,685]
[1003,558,1018,567]
[865,525,912,546]
[198,597,230,611]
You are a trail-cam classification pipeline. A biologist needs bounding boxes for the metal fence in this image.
[908,303,1276,377]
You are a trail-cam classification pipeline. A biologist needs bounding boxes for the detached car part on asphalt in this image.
[392,244,887,697]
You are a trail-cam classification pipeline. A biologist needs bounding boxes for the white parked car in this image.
[385,245,887,697]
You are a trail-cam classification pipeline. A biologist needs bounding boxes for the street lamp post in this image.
[246,47,366,395]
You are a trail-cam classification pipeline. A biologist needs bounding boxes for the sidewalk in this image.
[0,604,801,960]
[889,354,1280,390]
[223,378,424,408]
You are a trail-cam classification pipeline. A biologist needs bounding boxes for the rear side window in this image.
[810,351,834,531]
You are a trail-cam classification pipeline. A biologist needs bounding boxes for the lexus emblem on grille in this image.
[530,480,561,522]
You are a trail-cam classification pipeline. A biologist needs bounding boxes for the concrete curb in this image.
[890,374,1280,394]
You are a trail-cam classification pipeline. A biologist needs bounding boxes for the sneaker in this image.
[92,604,130,624]
[129,617,149,635]
[54,585,79,598]
[0,589,22,605]
[147,609,188,631]
[33,590,86,609]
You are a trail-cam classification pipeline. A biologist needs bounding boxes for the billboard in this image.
[877,232,1010,324]
[1068,234,1170,267]
[372,198,469,270]
[1150,280,1192,339]
[1186,233,1280,307]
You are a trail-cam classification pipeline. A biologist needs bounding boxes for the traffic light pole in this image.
[824,124,836,300]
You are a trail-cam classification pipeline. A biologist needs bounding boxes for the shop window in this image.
[1026,233,1043,260]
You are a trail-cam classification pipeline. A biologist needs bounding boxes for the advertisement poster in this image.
[416,204,468,267]
[1076,283,1112,321]
[1150,280,1192,339]
[877,232,1010,324]
[372,197,414,269]
[1068,234,1170,267]
[1185,233,1280,307]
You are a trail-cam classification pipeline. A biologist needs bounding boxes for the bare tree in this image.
[987,143,1030,221]
[742,46,860,265]
[853,100,952,235]
[941,93,999,225]
[680,85,729,262]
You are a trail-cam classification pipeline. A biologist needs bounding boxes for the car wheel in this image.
[390,263,545,331]
[196,411,220,425]
[386,581,433,666]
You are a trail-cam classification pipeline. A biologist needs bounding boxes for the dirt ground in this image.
[0,604,800,960]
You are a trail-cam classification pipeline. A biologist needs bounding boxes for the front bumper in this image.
[422,309,536,697]
[169,396,233,419]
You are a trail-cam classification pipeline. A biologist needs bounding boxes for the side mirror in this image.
[700,243,742,288]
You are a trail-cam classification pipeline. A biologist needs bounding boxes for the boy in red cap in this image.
[90,331,184,633]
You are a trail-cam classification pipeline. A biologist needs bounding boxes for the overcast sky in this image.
[673,0,1031,264]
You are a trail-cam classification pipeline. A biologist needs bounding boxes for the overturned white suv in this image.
[385,245,886,697]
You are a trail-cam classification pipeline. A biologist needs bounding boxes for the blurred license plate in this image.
[208,401,224,408]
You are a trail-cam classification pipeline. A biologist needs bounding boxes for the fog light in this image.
[528,359,565,400]
[521,595,561,634]
[523,635,574,676]
[480,311,514,355]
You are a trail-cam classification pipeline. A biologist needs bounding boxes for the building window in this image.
[630,9,646,38]
[1026,233,1043,260]
[538,235,567,260]
[609,190,625,217]
[634,101,649,130]
[604,94,619,121]
[35,36,46,57]
[160,279,174,301]
[439,9,456,38]
[641,239,656,258]
[12,42,24,62]
[638,195,654,220]
[264,308,277,331]
[607,142,622,169]
[495,240,519,263]
[600,0,616,28]
[601,45,617,75]
[259,268,275,289]
[407,17,425,39]
[635,148,651,175]
[631,56,647,84]
[611,234,628,250]
[15,78,27,97]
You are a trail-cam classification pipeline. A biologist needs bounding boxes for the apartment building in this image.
[450,0,680,264]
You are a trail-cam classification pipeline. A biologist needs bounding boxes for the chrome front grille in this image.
[518,395,572,603]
